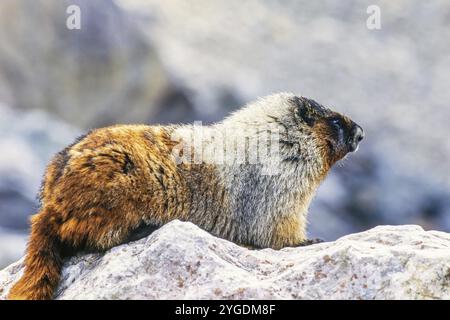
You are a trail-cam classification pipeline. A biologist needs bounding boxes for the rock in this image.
[0,228,27,270]
[1,220,449,300]
[0,0,193,129]
[0,103,81,232]
[0,103,81,266]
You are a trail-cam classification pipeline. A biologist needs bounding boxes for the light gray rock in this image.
[0,229,27,270]
[1,220,449,300]
[0,0,193,129]
[0,103,81,233]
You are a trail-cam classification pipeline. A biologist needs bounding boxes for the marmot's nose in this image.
[348,124,364,152]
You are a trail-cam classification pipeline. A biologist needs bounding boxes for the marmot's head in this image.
[226,93,364,173]
[288,95,364,165]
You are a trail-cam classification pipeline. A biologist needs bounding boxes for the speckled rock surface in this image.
[1,220,449,300]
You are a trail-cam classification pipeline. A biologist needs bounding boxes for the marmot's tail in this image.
[8,209,62,300]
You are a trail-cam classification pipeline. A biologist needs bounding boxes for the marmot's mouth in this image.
[325,138,348,163]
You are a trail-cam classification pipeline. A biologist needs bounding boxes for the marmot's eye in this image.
[331,118,342,128]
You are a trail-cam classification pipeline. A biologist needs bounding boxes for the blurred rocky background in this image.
[0,0,449,268]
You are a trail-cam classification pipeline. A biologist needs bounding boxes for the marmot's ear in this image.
[293,97,315,126]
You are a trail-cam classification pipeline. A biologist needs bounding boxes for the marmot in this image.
[8,93,364,300]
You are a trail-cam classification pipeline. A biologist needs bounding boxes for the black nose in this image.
[348,124,364,152]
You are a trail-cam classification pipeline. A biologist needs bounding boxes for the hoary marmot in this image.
[8,93,364,300]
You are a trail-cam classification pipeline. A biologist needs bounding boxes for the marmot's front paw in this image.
[299,238,324,246]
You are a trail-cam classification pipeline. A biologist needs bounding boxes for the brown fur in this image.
[8,125,230,299]
[48,126,186,245]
